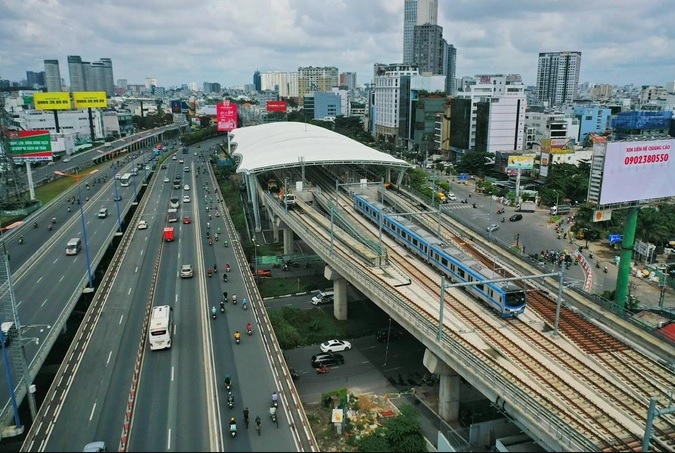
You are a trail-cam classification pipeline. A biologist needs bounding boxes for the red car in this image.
[254,269,272,277]
[183,216,192,224]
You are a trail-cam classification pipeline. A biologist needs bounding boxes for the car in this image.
[487,224,500,232]
[172,155,177,160]
[179,264,193,278]
[253,269,272,277]
[82,441,107,452]
[160,164,167,169]
[115,173,121,180]
[183,184,190,191]
[182,195,191,203]
[138,220,148,230]
[320,339,352,353]
[174,174,181,180]
[447,194,457,201]
[376,327,404,343]
[163,177,170,183]
[112,194,122,201]
[311,290,335,305]
[509,214,523,222]
[184,166,190,173]
[97,208,108,219]
[178,159,184,164]
[310,352,344,368]
[62,157,71,163]
[183,216,192,224]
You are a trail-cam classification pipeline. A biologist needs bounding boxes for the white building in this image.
[260,71,299,98]
[525,111,580,148]
[373,64,419,136]
[19,109,104,140]
[331,87,352,117]
[456,76,527,152]
[536,51,582,107]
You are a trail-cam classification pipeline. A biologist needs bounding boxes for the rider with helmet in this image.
[234,331,241,342]
[246,323,252,334]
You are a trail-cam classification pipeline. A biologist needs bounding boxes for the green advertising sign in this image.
[6,130,53,162]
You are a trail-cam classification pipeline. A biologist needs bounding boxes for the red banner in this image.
[216,100,238,132]
[266,100,287,113]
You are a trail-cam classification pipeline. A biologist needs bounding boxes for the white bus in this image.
[119,172,133,187]
[149,305,173,350]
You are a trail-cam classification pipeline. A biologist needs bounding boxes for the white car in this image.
[320,339,352,353]
[138,220,148,230]
[487,224,500,232]
[163,177,170,183]
[172,155,177,160]
[447,193,457,201]
[183,184,190,191]
[180,264,193,278]
[182,195,191,203]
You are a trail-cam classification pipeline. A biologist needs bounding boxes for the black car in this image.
[509,214,523,222]
[376,327,404,343]
[112,194,122,201]
[160,164,167,169]
[311,352,344,368]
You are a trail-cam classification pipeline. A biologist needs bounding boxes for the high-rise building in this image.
[442,42,457,95]
[403,0,439,64]
[44,59,63,92]
[117,79,128,89]
[26,71,45,88]
[253,70,261,92]
[68,55,87,92]
[339,72,357,91]
[260,71,299,98]
[412,24,444,74]
[298,66,339,102]
[536,51,582,107]
[98,58,115,97]
[146,78,158,89]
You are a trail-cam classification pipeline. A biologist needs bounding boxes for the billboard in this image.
[73,91,108,109]
[216,100,238,132]
[599,139,675,205]
[266,100,288,113]
[507,155,535,170]
[34,92,72,110]
[6,130,53,162]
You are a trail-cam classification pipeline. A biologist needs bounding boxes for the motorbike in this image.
[220,302,225,313]
[223,273,228,282]
[316,364,329,374]
[226,264,231,272]
[247,327,252,336]
[232,295,237,305]
[18,237,24,245]
[242,301,248,311]
[211,308,217,319]
[208,238,213,246]
[227,395,234,409]
[208,268,213,277]
[235,336,240,345]
[33,222,38,229]
[52,217,56,224]
[224,240,229,247]
[589,252,594,259]
[229,420,237,438]
[269,406,277,424]
[604,266,608,274]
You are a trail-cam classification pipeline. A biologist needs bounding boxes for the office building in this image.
[298,66,339,103]
[403,0,438,64]
[260,71,299,98]
[372,63,419,138]
[412,24,444,75]
[536,51,582,107]
[572,106,611,144]
[339,72,357,91]
[253,71,261,92]
[68,55,87,92]
[98,58,115,97]
[442,42,457,95]
[26,71,45,89]
[313,92,342,120]
[44,59,63,92]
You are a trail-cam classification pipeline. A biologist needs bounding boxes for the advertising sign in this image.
[609,234,623,245]
[592,209,612,222]
[599,139,675,205]
[6,130,53,162]
[34,92,72,110]
[216,100,238,132]
[170,100,182,114]
[266,100,288,113]
[73,91,108,109]
[507,155,535,170]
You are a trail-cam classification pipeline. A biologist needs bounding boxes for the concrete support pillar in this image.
[248,173,262,233]
[324,266,348,320]
[423,349,459,422]
[272,217,280,243]
[283,228,294,255]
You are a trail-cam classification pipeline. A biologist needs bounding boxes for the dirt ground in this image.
[304,393,399,452]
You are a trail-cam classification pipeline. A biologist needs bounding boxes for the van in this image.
[311,290,335,306]
[1,322,17,347]
[66,238,82,256]
[97,208,108,219]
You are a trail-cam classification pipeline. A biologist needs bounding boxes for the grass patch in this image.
[256,274,327,298]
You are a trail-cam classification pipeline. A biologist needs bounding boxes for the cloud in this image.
[0,0,673,88]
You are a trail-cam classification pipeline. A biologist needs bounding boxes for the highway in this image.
[21,141,301,451]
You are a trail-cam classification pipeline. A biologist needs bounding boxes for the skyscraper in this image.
[298,66,339,102]
[413,24,444,74]
[68,55,87,92]
[536,51,582,107]
[339,72,357,91]
[44,59,62,92]
[253,70,261,92]
[403,0,439,64]
[98,58,115,97]
[26,71,45,88]
[443,42,457,95]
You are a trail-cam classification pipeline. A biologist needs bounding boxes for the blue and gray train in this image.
[353,194,526,318]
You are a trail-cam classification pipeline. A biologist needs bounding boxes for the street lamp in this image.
[131,153,139,205]
[113,176,123,235]
[252,238,260,283]
[54,169,98,292]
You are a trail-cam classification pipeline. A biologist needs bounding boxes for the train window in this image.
[476,284,484,292]
[440,257,448,267]
[457,269,465,279]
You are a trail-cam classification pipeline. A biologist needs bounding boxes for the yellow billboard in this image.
[73,91,108,109]
[507,155,535,170]
[34,92,72,110]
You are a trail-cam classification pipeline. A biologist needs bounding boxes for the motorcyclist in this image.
[224,375,231,388]
[52,217,56,224]
[208,267,213,276]
[223,273,228,282]
[207,221,210,229]
[220,300,225,311]
[19,235,24,245]
[246,323,252,334]
[227,393,235,407]
[234,331,241,342]
[226,263,231,272]
[211,306,217,317]
[242,299,248,310]
[48,223,53,231]
[213,263,217,272]
[501,217,505,223]
[271,391,278,406]
[229,417,237,434]
[33,221,38,229]
[243,407,249,427]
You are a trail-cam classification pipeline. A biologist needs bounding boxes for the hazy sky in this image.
[1,0,674,89]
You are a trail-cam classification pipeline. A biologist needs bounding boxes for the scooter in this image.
[247,327,253,336]
[208,268,213,277]
[211,308,217,320]
[220,302,225,313]
[226,264,231,272]
[232,295,237,305]
[242,300,248,311]
[316,364,329,374]
[229,421,237,438]
[223,273,228,282]
[269,406,277,424]
[227,394,234,409]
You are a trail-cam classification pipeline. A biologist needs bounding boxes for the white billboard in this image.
[599,139,675,205]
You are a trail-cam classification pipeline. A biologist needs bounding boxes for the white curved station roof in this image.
[230,122,409,174]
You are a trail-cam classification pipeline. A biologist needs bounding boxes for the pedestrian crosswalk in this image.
[440,204,473,211]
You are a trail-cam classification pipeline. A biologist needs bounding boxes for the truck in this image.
[267,179,279,193]
[278,188,296,209]
[550,204,571,215]
[167,208,178,223]
[163,227,175,242]
[516,201,536,213]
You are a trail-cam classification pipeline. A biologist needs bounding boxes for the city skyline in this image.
[1,0,675,89]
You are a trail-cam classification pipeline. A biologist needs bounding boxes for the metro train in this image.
[353,194,526,318]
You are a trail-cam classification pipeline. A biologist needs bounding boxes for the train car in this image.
[353,194,526,318]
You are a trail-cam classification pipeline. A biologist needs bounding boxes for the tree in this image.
[356,405,426,452]
[456,151,491,177]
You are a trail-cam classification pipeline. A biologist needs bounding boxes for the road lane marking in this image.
[171,366,175,382]
[41,299,48,308]
[89,402,96,421]
[119,314,124,324]
[167,428,172,450]
[128,287,132,295]
[106,351,112,366]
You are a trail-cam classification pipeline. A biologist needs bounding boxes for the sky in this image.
[1,0,675,89]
